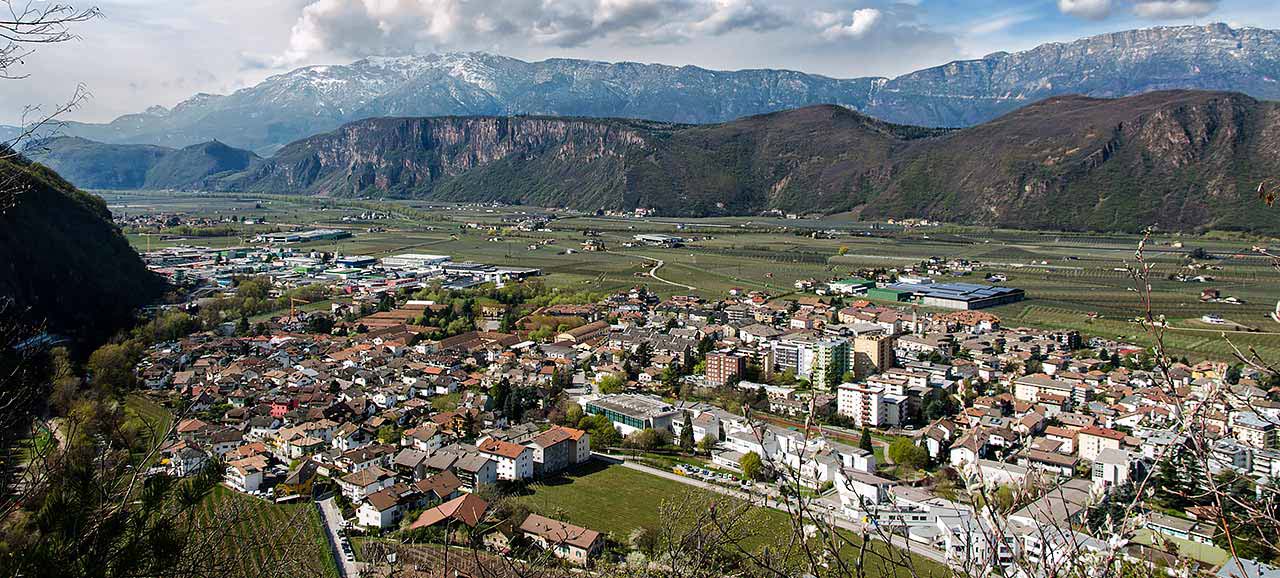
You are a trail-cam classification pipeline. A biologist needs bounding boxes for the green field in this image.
[108,191,1280,362]
[512,462,947,577]
[193,486,338,577]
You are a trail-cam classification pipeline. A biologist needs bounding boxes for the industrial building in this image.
[382,254,452,269]
[880,282,1025,310]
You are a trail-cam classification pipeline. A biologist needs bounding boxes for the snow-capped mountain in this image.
[47,23,1280,153]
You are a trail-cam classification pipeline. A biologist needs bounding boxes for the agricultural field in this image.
[107,191,1280,361]
[192,486,338,577]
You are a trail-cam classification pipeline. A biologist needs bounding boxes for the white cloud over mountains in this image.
[1058,0,1220,21]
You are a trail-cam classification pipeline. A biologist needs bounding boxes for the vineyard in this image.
[189,486,338,577]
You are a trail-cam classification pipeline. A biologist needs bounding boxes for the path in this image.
[632,255,698,291]
[610,457,948,566]
[318,496,362,578]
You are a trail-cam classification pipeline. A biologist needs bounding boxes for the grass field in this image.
[1131,529,1231,566]
[194,486,339,577]
[125,394,174,462]
[512,462,947,577]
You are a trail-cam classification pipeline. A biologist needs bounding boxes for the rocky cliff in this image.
[221,90,1280,233]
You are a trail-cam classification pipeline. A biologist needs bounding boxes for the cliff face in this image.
[233,116,665,209]
[225,90,1280,233]
[25,24,1280,152]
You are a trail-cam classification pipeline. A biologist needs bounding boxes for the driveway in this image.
[317,496,362,578]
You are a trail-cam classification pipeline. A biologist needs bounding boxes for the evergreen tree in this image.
[859,426,873,453]
[679,411,694,451]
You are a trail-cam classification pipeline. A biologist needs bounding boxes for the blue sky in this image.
[5,0,1279,123]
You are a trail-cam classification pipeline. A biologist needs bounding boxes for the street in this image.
[318,496,363,578]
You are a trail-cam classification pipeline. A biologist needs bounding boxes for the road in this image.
[318,496,363,578]
[611,458,949,566]
[636,255,698,291]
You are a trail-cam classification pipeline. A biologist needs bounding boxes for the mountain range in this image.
[30,90,1280,234]
[21,23,1280,154]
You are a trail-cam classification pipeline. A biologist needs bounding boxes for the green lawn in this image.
[1132,529,1231,566]
[125,394,174,447]
[511,462,947,577]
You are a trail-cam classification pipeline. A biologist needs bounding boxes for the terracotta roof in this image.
[478,437,529,460]
[409,494,489,529]
[1079,426,1126,441]
[518,513,601,550]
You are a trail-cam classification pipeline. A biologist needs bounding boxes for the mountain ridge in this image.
[33,89,1279,234]
[21,23,1280,153]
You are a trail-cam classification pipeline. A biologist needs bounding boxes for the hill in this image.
[26,138,261,190]
[214,90,1279,233]
[0,153,166,345]
[18,23,1280,153]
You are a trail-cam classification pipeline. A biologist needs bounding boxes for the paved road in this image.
[612,458,949,566]
[318,496,362,578]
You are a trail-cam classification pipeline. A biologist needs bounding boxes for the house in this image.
[226,455,268,493]
[357,483,416,530]
[407,493,489,530]
[517,513,605,567]
[338,465,396,501]
[454,454,498,491]
[1092,448,1142,492]
[478,437,534,481]
[525,426,575,476]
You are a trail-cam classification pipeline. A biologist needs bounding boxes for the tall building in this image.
[773,335,849,389]
[838,383,885,427]
[852,334,895,379]
[705,351,747,386]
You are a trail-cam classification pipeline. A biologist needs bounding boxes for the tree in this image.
[87,342,139,392]
[627,428,666,451]
[859,426,873,453]
[564,403,584,427]
[698,434,718,454]
[596,373,626,394]
[739,451,764,481]
[679,412,694,451]
[887,437,928,470]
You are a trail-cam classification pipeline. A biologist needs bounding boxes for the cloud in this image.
[1131,0,1219,18]
[1058,0,1114,20]
[814,8,882,40]
[1058,0,1220,20]
[278,0,801,64]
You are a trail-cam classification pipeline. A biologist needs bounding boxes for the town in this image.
[133,245,1280,577]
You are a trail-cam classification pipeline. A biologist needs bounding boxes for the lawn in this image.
[125,394,174,457]
[511,462,948,577]
[194,486,339,577]
[1132,529,1231,566]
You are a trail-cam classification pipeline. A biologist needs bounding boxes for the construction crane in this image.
[289,297,310,323]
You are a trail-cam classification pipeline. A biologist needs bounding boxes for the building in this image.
[1092,448,1140,492]
[1077,426,1126,462]
[518,514,605,567]
[828,278,875,295]
[633,234,683,247]
[773,336,849,390]
[836,383,903,428]
[583,394,680,436]
[1233,412,1279,449]
[477,438,534,481]
[555,320,610,344]
[881,282,1025,310]
[1014,374,1083,406]
[525,426,589,476]
[852,334,894,379]
[706,351,748,386]
[381,253,451,269]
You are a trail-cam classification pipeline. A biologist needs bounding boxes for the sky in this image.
[4,0,1279,124]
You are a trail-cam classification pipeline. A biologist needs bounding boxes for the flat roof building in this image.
[882,282,1025,310]
[583,394,680,435]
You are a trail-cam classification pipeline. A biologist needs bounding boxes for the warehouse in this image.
[883,282,1025,310]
